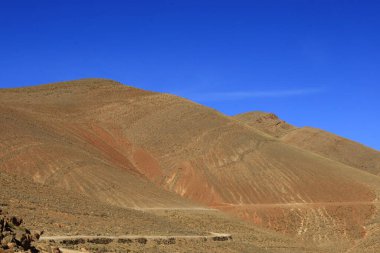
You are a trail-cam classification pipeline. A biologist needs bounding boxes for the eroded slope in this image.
[234,111,380,176]
[0,171,314,253]
[281,127,380,175]
[1,79,380,248]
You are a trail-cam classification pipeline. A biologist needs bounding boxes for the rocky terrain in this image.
[234,111,296,138]
[0,171,309,252]
[1,79,380,252]
[1,208,42,253]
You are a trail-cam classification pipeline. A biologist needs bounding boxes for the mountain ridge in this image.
[1,79,380,251]
[233,111,380,175]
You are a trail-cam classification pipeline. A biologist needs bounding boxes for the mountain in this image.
[234,111,296,137]
[281,127,380,175]
[2,171,309,253]
[1,79,380,252]
[234,111,380,175]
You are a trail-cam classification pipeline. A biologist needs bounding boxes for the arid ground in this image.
[1,79,380,252]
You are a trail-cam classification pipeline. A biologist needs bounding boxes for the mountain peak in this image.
[233,111,295,137]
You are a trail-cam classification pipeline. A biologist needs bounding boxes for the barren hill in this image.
[234,111,296,137]
[1,171,310,253]
[1,79,380,252]
[281,127,380,175]
[234,111,380,175]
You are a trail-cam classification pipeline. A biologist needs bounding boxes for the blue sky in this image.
[0,0,379,150]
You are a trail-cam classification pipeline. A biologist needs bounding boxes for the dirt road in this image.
[40,232,232,241]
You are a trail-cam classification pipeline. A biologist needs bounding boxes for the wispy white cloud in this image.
[185,87,324,102]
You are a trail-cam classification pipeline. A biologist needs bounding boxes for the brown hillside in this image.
[1,171,312,253]
[281,127,380,175]
[234,111,295,137]
[1,79,380,251]
[233,111,380,176]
